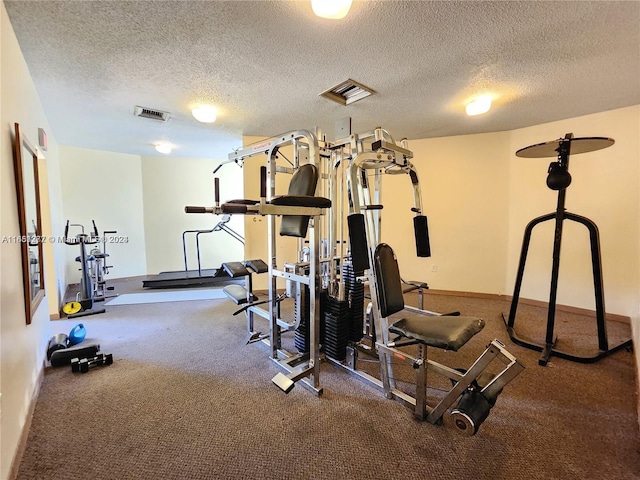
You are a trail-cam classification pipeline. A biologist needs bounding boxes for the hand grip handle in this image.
[184,206,213,214]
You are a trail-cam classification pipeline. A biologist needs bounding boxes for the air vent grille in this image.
[320,79,376,105]
[134,105,170,122]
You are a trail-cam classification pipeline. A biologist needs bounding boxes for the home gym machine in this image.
[186,130,332,395]
[63,221,109,318]
[505,133,633,366]
[188,126,524,434]
[323,127,524,435]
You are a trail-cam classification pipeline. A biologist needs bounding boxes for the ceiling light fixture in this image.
[192,105,217,123]
[465,95,492,116]
[155,143,173,154]
[311,0,352,19]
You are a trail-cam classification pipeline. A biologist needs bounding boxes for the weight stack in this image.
[323,296,349,361]
[294,284,310,353]
[343,260,365,342]
[294,288,326,354]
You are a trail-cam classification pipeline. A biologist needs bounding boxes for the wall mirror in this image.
[12,123,45,324]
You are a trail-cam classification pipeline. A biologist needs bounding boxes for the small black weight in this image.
[70,353,113,374]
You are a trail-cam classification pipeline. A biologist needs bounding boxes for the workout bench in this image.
[220,259,268,305]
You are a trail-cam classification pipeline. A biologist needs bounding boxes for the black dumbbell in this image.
[71,353,113,373]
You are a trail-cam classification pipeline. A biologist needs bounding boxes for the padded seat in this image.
[226,199,259,205]
[270,195,332,208]
[222,261,250,278]
[374,242,484,352]
[402,279,429,291]
[244,259,269,274]
[223,284,257,305]
[389,316,485,351]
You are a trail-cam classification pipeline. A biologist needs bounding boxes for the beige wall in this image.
[374,108,640,318]
[0,3,65,478]
[383,131,511,294]
[59,146,148,282]
[141,154,244,275]
[57,147,246,281]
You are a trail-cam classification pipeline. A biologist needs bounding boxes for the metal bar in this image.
[414,345,427,420]
[564,212,608,351]
[371,139,413,158]
[309,218,321,388]
[506,212,556,329]
[543,186,567,365]
[426,343,501,423]
[270,269,311,285]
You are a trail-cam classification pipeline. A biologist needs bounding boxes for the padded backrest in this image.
[348,214,370,272]
[373,244,405,317]
[414,215,431,257]
[280,164,318,238]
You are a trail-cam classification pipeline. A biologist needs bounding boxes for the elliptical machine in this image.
[63,221,106,318]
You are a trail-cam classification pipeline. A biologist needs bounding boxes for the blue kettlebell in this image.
[68,323,86,346]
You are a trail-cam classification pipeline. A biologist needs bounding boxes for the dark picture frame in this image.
[12,122,45,324]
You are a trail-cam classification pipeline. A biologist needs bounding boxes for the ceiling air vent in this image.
[320,79,376,105]
[134,105,170,122]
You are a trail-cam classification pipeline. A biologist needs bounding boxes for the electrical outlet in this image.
[431,265,438,273]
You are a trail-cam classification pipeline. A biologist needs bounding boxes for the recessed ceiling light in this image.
[466,95,492,116]
[192,105,217,123]
[311,0,352,19]
[155,143,173,154]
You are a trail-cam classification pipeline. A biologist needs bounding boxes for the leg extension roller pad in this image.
[450,389,492,436]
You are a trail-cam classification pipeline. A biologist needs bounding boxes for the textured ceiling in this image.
[5,0,640,158]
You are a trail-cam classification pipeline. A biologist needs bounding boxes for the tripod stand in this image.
[505,133,632,366]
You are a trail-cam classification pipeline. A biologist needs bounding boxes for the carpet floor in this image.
[17,285,640,480]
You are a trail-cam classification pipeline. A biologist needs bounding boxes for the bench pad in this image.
[270,195,332,208]
[223,285,257,305]
[389,315,484,351]
[244,259,269,274]
[222,262,250,278]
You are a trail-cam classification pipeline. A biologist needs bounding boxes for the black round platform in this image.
[516,137,614,158]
